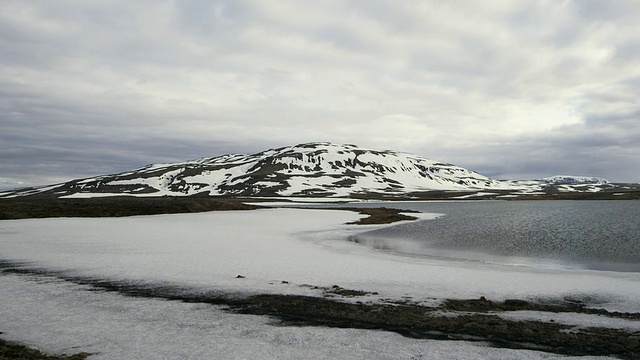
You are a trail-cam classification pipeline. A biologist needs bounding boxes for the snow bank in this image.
[2,274,609,360]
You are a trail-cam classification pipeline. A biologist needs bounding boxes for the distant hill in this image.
[537,176,610,185]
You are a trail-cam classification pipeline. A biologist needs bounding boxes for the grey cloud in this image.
[569,0,638,22]
[1,1,640,189]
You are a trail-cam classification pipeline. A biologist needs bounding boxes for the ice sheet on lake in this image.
[1,209,639,309]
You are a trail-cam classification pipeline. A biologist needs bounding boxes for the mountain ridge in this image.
[0,142,633,200]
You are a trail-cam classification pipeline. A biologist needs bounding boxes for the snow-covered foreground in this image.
[1,208,639,359]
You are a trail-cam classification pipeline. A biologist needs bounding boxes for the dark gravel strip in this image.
[0,337,90,360]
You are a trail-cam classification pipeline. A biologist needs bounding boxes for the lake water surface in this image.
[342,201,640,272]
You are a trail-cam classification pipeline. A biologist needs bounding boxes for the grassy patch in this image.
[0,196,261,220]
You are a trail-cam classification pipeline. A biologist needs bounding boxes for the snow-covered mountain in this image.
[1,142,625,199]
[0,143,527,198]
[537,176,610,185]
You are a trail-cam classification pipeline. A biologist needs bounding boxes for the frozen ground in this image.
[1,208,639,359]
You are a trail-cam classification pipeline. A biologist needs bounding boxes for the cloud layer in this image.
[1,0,639,189]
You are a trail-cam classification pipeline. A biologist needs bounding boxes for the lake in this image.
[333,200,640,272]
[2,203,640,358]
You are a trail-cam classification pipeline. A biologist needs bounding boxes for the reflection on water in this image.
[346,201,640,272]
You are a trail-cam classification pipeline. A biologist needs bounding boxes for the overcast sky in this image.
[1,0,639,190]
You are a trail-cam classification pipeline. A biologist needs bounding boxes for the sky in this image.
[1,0,639,190]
